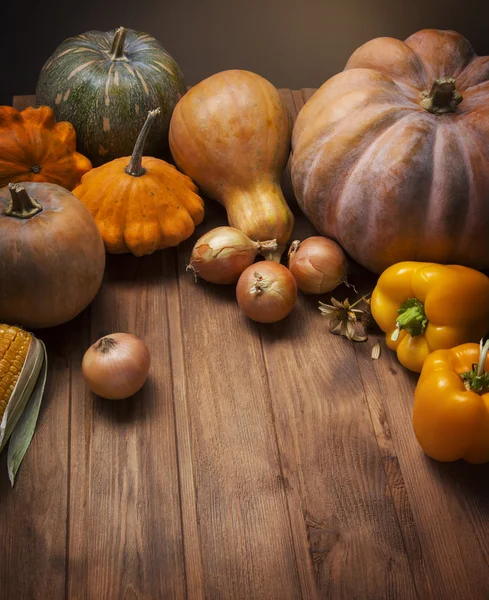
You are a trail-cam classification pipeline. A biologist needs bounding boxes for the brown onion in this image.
[82,333,151,400]
[187,226,278,284]
[236,262,297,323]
[288,236,348,294]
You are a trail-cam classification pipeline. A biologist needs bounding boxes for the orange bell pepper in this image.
[413,339,489,463]
[371,262,489,373]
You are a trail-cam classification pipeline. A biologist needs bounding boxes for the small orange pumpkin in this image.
[72,108,205,256]
[0,105,91,191]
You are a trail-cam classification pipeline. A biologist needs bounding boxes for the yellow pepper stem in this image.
[460,338,489,393]
[391,298,428,342]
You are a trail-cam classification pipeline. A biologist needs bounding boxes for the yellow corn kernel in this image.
[0,325,32,422]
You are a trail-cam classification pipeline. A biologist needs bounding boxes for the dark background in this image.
[2,0,489,105]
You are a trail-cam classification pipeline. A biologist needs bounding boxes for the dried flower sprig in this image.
[318,293,371,342]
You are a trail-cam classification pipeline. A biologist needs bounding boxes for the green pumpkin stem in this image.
[5,183,43,219]
[420,78,463,115]
[460,338,489,394]
[125,109,160,177]
[109,26,127,61]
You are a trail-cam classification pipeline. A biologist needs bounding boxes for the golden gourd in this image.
[169,70,294,261]
[0,324,47,485]
[73,108,205,256]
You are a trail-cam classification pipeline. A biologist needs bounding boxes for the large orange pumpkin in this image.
[0,181,105,329]
[291,29,489,274]
[0,106,91,191]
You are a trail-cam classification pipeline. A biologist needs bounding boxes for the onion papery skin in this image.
[288,236,348,294]
[82,333,151,400]
[236,262,297,323]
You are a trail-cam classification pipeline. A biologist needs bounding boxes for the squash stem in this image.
[109,26,127,61]
[6,183,43,219]
[125,108,161,177]
[257,239,279,260]
[420,78,463,115]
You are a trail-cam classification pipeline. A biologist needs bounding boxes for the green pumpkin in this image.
[36,27,186,166]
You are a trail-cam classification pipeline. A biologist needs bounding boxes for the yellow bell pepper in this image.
[371,261,489,373]
[413,339,489,463]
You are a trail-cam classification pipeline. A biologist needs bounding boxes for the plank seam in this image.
[65,323,75,600]
[167,248,191,600]
[170,246,205,600]
[352,345,423,600]
[257,333,308,600]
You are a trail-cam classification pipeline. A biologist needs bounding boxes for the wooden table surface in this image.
[2,92,489,600]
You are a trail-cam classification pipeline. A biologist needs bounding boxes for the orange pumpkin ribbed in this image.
[0,105,91,191]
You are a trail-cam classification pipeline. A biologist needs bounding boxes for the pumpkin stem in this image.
[109,26,127,61]
[5,183,43,219]
[125,108,161,177]
[420,78,463,115]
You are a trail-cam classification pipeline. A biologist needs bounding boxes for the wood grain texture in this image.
[356,341,489,599]
[1,91,488,600]
[176,201,303,600]
[68,254,186,600]
[0,325,71,600]
[262,90,419,600]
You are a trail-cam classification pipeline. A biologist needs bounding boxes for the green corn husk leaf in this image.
[0,335,45,485]
[7,340,48,486]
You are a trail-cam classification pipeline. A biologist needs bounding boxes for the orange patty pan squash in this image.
[413,339,489,463]
[73,108,204,256]
[0,105,91,190]
[371,261,489,373]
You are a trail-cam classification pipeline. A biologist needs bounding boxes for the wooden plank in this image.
[262,89,421,598]
[353,337,433,599]
[13,95,37,110]
[7,90,489,600]
[0,324,72,600]
[356,340,489,599]
[67,253,187,599]
[301,88,317,103]
[176,201,303,600]
[257,222,419,596]
[166,251,205,600]
[259,306,419,598]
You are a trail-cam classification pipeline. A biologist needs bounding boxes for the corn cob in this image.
[0,325,32,423]
[0,323,45,478]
